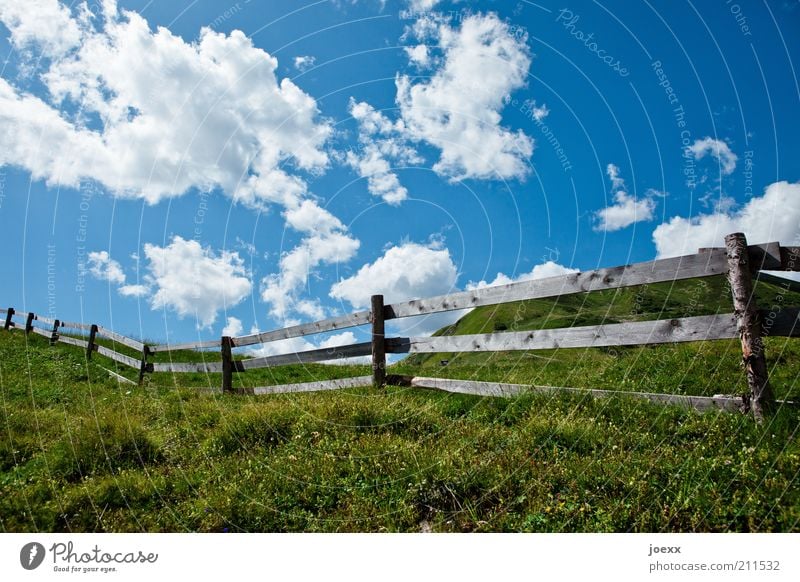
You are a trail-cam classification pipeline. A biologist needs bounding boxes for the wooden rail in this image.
[2,233,798,418]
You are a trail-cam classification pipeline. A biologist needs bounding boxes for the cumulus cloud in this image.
[396,12,533,181]
[0,1,362,323]
[222,316,244,337]
[593,163,656,232]
[343,99,422,205]
[467,261,578,290]
[689,137,738,175]
[118,284,149,297]
[87,251,126,285]
[330,241,461,336]
[142,236,252,328]
[653,180,800,258]
[293,55,316,72]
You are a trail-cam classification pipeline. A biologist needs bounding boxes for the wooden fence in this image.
[3,233,799,420]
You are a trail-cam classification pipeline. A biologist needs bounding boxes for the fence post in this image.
[4,308,14,330]
[86,324,98,360]
[50,319,60,346]
[221,336,233,394]
[371,294,386,388]
[138,346,151,385]
[725,232,774,421]
[24,312,35,334]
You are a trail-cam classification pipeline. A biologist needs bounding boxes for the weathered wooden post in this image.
[371,294,386,388]
[24,312,35,334]
[86,324,98,360]
[138,345,151,385]
[50,319,60,346]
[4,307,14,330]
[725,232,774,421]
[221,336,234,393]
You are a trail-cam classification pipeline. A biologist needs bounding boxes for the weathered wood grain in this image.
[57,335,90,348]
[150,361,224,373]
[95,345,141,369]
[388,313,739,355]
[149,339,220,352]
[231,311,372,347]
[96,326,145,352]
[409,377,745,412]
[241,342,372,370]
[384,250,729,320]
[727,233,773,421]
[253,375,373,395]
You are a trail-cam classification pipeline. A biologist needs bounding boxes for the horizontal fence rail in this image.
[2,234,799,415]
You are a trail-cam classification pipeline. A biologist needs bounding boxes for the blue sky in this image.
[1,0,799,349]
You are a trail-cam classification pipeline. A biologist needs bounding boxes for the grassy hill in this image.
[1,275,799,532]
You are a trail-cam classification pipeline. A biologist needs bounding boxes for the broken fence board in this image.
[409,377,744,413]
[254,375,373,395]
[389,313,739,355]
[385,250,729,320]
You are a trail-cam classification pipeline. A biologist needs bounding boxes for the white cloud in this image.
[606,163,625,190]
[467,260,578,290]
[593,163,656,232]
[0,0,81,58]
[595,191,656,232]
[118,284,149,297]
[689,137,738,175]
[143,236,252,328]
[293,55,316,72]
[0,2,332,206]
[344,99,422,205]
[87,250,126,285]
[330,242,458,308]
[396,12,533,181]
[222,316,244,337]
[404,44,430,66]
[653,180,800,258]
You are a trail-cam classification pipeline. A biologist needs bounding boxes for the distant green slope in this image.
[394,275,800,400]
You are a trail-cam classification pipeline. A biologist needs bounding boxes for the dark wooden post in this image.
[371,294,386,388]
[50,319,60,346]
[24,312,35,334]
[221,336,234,394]
[4,308,14,330]
[138,346,151,385]
[725,232,774,421]
[86,324,98,360]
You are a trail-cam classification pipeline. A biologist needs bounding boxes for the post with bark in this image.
[50,319,60,346]
[371,294,386,388]
[86,324,98,360]
[4,307,14,330]
[24,312,35,334]
[221,336,234,394]
[725,232,774,421]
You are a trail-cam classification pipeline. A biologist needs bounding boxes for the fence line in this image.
[2,233,799,419]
